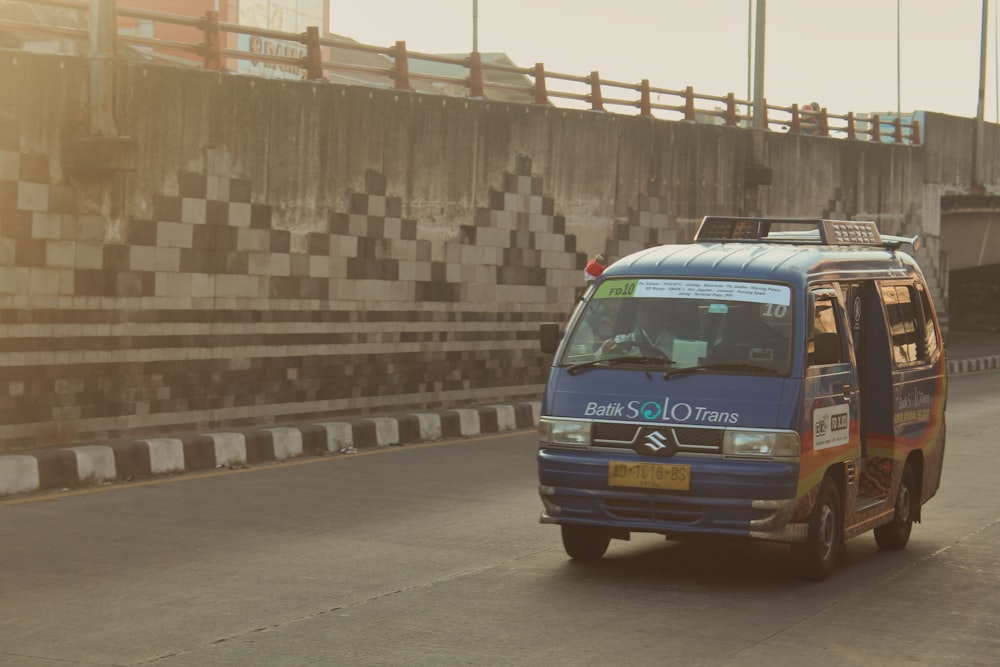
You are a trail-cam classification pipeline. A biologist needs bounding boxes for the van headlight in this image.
[723,430,800,458]
[538,419,592,449]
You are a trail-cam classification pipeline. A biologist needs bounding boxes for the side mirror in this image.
[811,332,842,365]
[539,323,562,354]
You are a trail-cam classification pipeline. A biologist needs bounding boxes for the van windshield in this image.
[562,278,794,375]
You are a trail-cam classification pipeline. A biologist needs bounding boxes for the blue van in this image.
[537,217,946,580]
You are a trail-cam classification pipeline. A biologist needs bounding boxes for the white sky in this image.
[327,0,998,120]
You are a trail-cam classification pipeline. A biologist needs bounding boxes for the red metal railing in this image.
[0,0,921,144]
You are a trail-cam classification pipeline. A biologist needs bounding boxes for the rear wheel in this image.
[874,464,915,551]
[561,525,611,561]
[791,478,843,581]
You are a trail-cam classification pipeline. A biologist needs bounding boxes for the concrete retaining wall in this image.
[0,50,970,452]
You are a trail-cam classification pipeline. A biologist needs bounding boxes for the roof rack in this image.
[693,216,921,251]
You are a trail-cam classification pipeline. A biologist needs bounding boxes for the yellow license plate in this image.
[608,461,691,490]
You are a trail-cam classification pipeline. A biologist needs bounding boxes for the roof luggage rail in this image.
[694,216,921,251]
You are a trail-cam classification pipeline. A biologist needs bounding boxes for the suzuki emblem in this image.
[639,430,677,456]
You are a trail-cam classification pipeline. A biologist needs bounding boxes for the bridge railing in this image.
[1,0,921,144]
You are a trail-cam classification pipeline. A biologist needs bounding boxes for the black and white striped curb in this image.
[3,351,998,499]
[0,402,541,498]
[947,354,1000,375]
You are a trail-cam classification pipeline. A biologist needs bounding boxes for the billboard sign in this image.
[237,0,326,79]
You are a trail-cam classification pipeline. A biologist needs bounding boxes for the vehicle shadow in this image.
[544,533,895,591]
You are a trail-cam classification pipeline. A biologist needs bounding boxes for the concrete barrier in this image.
[6,347,998,499]
[0,401,541,498]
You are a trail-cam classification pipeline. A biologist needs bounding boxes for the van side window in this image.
[808,294,842,366]
[881,284,923,367]
[916,284,941,360]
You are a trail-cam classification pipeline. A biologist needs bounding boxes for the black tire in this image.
[561,524,611,561]
[791,478,843,581]
[874,464,915,551]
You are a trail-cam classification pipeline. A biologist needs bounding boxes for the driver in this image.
[601,299,690,356]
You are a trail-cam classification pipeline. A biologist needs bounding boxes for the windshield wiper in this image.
[567,355,676,375]
[662,363,780,379]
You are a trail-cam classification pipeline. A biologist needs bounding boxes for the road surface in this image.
[1,372,998,666]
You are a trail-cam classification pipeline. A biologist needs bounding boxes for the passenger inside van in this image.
[709,303,789,367]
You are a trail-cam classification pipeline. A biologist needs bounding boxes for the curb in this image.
[3,352,997,499]
[0,402,541,498]
[947,354,1000,375]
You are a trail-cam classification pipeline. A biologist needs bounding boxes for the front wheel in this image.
[561,525,611,561]
[791,478,843,581]
[874,464,915,551]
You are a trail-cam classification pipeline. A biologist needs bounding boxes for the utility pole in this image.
[975,0,988,188]
[89,0,117,136]
[977,0,988,122]
[746,0,771,213]
[747,0,752,112]
[752,0,766,129]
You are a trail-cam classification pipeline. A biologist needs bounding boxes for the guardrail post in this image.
[893,116,903,143]
[871,114,881,142]
[846,111,857,140]
[790,103,801,134]
[202,10,222,70]
[303,26,324,80]
[468,51,484,98]
[639,79,651,116]
[818,108,829,136]
[533,63,548,105]
[393,40,410,90]
[724,92,737,126]
[911,119,921,144]
[684,86,695,121]
[589,71,603,111]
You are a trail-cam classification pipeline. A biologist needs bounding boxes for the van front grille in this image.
[606,498,701,523]
[591,423,723,455]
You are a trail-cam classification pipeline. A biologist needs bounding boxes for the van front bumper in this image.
[538,449,806,543]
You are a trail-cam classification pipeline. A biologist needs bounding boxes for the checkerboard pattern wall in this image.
[477,155,583,289]
[0,133,608,451]
[609,191,679,259]
[0,124,94,298]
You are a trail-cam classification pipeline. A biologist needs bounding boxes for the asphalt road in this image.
[1,372,999,666]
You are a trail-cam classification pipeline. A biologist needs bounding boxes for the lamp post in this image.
[896,0,903,118]
[473,0,478,54]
